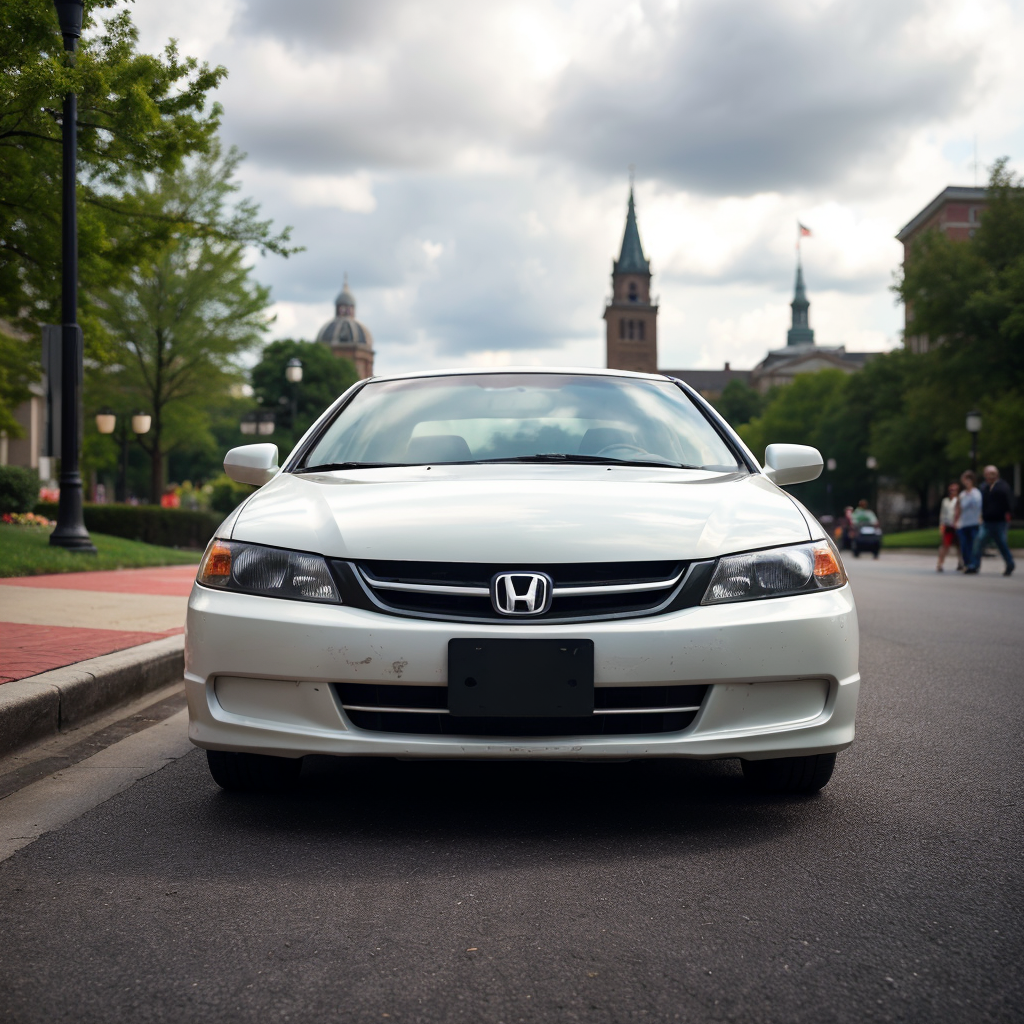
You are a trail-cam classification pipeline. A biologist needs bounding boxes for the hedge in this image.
[0,466,41,514]
[34,502,224,549]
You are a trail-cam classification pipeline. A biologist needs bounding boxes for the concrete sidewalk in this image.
[0,565,195,684]
[0,565,196,757]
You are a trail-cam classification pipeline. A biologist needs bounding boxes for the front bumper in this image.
[185,584,859,761]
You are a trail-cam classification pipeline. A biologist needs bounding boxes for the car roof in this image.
[359,366,677,384]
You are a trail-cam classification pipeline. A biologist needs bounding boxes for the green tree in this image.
[712,379,765,428]
[251,339,358,456]
[0,0,229,343]
[896,158,1024,471]
[738,370,850,513]
[95,146,291,503]
[0,327,40,436]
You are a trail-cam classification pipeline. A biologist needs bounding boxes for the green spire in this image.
[614,188,650,275]
[787,261,815,346]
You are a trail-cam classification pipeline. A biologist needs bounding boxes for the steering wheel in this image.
[596,444,651,458]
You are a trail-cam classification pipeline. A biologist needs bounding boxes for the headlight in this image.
[701,539,847,604]
[196,539,340,603]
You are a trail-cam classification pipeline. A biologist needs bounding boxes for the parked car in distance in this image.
[186,368,859,796]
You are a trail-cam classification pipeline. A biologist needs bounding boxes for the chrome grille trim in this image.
[357,567,686,599]
[592,705,700,715]
[365,579,491,596]
[342,704,450,715]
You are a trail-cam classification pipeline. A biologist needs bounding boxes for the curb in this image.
[0,635,185,760]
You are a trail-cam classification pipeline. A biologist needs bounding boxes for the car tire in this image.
[206,749,303,792]
[852,546,860,557]
[741,752,836,795]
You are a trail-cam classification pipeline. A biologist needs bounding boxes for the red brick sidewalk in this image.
[0,565,195,684]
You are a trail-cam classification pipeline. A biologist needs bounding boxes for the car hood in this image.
[226,465,813,562]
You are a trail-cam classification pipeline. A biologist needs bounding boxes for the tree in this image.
[95,146,291,503]
[712,379,765,428]
[0,327,40,436]
[251,340,358,457]
[895,158,1024,471]
[0,0,229,344]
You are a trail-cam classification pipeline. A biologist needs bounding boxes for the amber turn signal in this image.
[812,542,846,584]
[197,539,233,586]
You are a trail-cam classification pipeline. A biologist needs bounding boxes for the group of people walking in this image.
[937,465,1016,576]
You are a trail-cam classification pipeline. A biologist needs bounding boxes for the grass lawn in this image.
[883,527,1024,549]
[0,524,201,578]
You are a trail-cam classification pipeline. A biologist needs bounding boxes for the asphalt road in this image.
[1,552,1022,1024]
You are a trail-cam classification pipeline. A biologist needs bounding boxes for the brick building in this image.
[604,190,659,374]
[316,277,375,379]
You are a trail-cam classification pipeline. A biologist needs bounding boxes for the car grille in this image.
[341,559,693,623]
[334,682,709,737]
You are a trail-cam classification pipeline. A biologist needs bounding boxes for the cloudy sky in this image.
[133,0,1024,374]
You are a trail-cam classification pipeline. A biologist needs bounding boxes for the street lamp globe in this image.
[131,412,152,435]
[95,410,116,435]
[966,411,982,434]
[866,456,878,470]
[285,358,303,384]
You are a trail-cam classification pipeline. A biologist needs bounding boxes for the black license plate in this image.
[448,639,594,717]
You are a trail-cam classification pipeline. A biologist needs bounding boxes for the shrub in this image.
[0,466,40,514]
[209,473,256,514]
[34,502,224,549]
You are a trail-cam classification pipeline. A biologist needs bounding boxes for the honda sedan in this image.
[186,369,858,795]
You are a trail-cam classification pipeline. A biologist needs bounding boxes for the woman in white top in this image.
[957,470,984,573]
[937,481,961,572]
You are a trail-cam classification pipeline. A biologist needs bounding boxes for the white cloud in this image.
[126,0,1024,376]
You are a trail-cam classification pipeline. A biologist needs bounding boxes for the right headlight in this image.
[701,539,847,604]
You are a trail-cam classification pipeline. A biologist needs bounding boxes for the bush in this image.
[209,473,255,514]
[0,466,40,514]
[34,502,224,549]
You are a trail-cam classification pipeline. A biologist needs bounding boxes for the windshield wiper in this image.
[475,454,697,469]
[294,462,394,473]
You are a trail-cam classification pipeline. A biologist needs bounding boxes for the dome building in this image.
[316,276,375,379]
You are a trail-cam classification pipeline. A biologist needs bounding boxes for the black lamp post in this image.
[49,0,94,552]
[95,410,151,502]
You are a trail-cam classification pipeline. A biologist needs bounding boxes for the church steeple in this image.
[615,189,650,275]
[786,261,815,346]
[604,185,658,373]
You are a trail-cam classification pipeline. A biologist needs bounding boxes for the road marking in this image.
[0,709,193,863]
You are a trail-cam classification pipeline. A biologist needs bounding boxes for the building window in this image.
[619,318,625,339]
[638,320,645,341]
[627,320,635,340]
[628,282,638,303]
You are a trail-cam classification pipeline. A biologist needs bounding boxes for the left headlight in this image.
[196,539,340,603]
[701,539,847,605]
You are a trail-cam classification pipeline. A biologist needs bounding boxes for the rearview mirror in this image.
[224,443,279,486]
[763,443,823,487]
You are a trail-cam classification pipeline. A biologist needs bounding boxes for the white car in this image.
[186,368,858,795]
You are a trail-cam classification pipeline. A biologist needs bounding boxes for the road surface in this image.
[0,552,1021,1023]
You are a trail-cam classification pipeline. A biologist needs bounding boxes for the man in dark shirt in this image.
[974,465,1015,576]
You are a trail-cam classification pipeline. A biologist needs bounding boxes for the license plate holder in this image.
[447,639,594,717]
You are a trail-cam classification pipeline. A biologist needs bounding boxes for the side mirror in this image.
[764,443,823,487]
[224,443,279,486]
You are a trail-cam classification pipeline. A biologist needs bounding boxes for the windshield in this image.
[301,373,742,471]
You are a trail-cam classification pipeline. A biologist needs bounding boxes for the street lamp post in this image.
[966,411,982,474]
[49,0,94,552]
[95,410,151,502]
[285,358,303,433]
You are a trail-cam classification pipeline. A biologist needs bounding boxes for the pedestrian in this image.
[958,470,983,573]
[973,465,1016,576]
[937,481,961,572]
